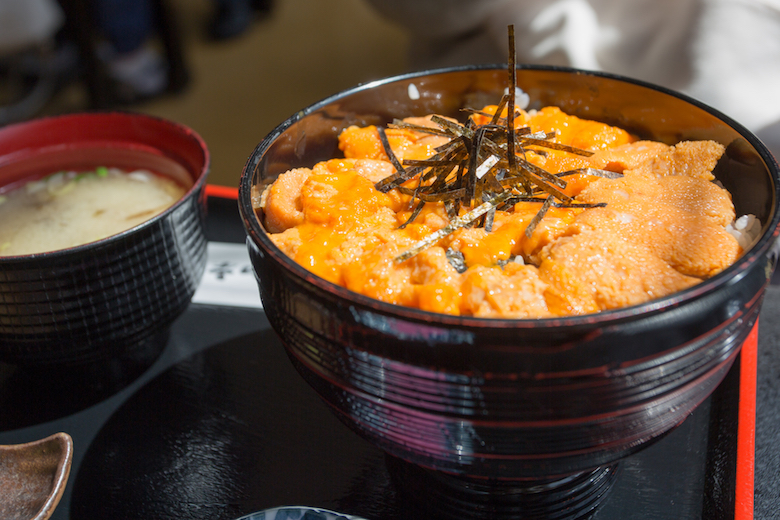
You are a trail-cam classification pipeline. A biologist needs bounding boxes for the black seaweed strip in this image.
[515,156,567,189]
[506,25,519,189]
[555,168,624,179]
[428,147,467,191]
[389,120,452,137]
[398,185,467,202]
[376,145,463,192]
[434,138,462,154]
[519,137,594,156]
[377,127,406,174]
[523,173,571,201]
[398,199,426,229]
[525,196,554,238]
[431,115,474,139]
[506,196,548,204]
[374,165,424,193]
[552,201,607,208]
[490,94,510,125]
[444,199,459,220]
[475,178,485,208]
[485,173,505,194]
[410,169,426,209]
[403,159,460,167]
[467,126,491,206]
[446,248,468,273]
[503,196,607,209]
[485,206,496,232]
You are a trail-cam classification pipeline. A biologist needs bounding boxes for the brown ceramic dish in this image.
[239,66,780,516]
[0,112,209,367]
[0,432,73,520]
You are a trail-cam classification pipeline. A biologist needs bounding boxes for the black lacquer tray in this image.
[0,191,775,520]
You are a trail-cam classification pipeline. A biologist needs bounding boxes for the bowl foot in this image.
[386,454,618,520]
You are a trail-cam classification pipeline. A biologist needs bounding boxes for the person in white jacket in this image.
[365,0,780,158]
[0,0,63,55]
[0,0,65,124]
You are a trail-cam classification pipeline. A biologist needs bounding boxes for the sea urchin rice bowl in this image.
[238,66,780,481]
[253,101,762,318]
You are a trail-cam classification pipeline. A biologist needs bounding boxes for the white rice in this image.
[726,214,762,251]
[504,86,530,110]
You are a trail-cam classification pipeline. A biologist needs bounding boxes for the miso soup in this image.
[0,167,186,256]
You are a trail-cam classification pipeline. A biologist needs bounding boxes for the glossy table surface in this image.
[1,195,779,520]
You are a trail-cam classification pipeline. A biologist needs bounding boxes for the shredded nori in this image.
[394,191,513,263]
[446,248,468,273]
[374,24,621,264]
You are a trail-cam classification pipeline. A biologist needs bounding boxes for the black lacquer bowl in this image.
[0,112,209,367]
[239,66,780,508]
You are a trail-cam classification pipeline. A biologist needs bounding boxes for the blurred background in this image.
[2,0,778,187]
[0,0,408,187]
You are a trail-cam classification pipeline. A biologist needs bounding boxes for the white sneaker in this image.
[103,45,168,99]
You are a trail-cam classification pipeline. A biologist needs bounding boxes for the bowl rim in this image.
[239,64,780,329]
[0,111,210,261]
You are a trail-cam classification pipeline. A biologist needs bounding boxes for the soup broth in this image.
[0,167,186,256]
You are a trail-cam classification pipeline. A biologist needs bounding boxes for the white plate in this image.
[236,506,369,520]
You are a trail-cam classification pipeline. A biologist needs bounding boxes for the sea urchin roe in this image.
[0,168,185,256]
[257,106,747,318]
